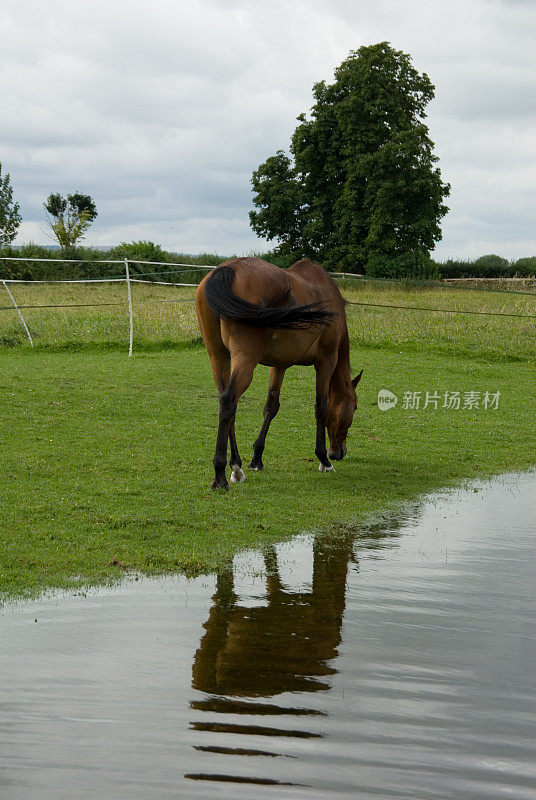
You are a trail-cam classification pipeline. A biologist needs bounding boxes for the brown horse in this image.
[195,257,362,490]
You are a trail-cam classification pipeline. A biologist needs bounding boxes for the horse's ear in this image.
[351,370,363,389]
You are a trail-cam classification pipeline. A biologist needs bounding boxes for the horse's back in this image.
[195,257,288,360]
[198,255,340,310]
[195,256,347,367]
[218,257,290,306]
[287,258,345,310]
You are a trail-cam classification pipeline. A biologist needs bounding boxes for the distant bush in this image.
[107,243,228,275]
[435,259,476,279]
[513,256,536,275]
[474,254,509,270]
[253,249,300,269]
[180,252,228,266]
[365,250,439,280]
[107,240,168,265]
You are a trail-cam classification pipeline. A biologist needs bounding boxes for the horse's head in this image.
[327,370,363,461]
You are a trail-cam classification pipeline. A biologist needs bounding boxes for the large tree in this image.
[44,192,98,251]
[250,42,450,272]
[0,162,22,246]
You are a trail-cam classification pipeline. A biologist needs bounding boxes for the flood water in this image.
[1,473,535,799]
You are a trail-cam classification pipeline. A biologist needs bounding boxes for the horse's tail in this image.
[204,265,335,330]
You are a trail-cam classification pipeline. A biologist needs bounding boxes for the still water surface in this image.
[1,473,535,799]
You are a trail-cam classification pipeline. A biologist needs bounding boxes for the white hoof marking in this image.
[318,463,335,472]
[230,466,247,483]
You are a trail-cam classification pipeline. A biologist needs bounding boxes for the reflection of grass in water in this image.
[1,280,535,601]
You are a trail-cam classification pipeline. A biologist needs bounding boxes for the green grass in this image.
[0,280,201,349]
[1,276,534,360]
[1,279,535,602]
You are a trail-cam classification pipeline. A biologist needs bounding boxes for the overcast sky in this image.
[1,0,535,259]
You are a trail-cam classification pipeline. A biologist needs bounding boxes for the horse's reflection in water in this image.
[187,534,354,785]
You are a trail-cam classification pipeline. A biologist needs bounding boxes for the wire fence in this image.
[331,271,536,298]
[344,299,536,319]
[1,257,534,354]
[0,257,211,353]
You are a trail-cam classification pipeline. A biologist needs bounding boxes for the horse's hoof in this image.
[318,463,335,472]
[212,479,230,491]
[248,461,263,471]
[230,467,247,483]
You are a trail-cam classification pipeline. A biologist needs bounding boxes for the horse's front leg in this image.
[249,366,286,471]
[212,360,255,490]
[314,360,336,473]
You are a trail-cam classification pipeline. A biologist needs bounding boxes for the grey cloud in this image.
[1,0,535,257]
[433,65,536,121]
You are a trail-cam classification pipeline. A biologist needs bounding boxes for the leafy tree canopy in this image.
[44,192,98,251]
[250,42,450,272]
[0,162,22,246]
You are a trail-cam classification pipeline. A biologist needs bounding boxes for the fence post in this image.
[124,258,133,357]
[2,280,33,347]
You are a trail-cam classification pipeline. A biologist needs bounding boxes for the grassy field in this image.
[1,274,535,359]
[1,277,535,602]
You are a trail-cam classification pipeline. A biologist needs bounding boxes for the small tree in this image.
[0,162,22,246]
[44,192,98,250]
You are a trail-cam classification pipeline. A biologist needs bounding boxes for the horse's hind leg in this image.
[206,361,244,483]
[213,359,255,490]
[249,366,286,471]
[212,364,246,484]
[229,419,246,484]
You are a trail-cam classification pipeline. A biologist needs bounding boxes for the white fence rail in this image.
[2,280,34,346]
[2,258,534,352]
[0,257,213,355]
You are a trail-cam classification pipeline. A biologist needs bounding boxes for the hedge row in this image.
[435,255,536,279]
[0,242,227,282]
[1,242,535,282]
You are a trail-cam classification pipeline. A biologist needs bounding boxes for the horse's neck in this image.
[329,331,352,394]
